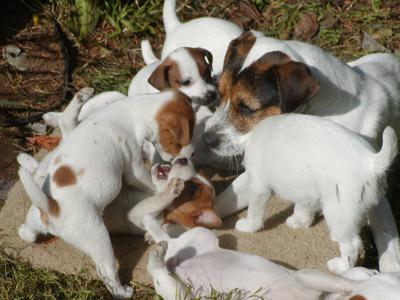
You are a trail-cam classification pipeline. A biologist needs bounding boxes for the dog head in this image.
[151,159,221,229]
[148,47,217,107]
[203,31,319,157]
[153,91,196,162]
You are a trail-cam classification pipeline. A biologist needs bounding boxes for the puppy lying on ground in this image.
[161,0,243,74]
[18,89,195,298]
[224,114,397,273]
[204,31,400,272]
[145,221,399,300]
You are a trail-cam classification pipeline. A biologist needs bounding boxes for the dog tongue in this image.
[157,164,171,180]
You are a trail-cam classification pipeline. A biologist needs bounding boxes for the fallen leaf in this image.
[227,0,264,29]
[27,135,61,151]
[320,14,338,29]
[294,13,319,41]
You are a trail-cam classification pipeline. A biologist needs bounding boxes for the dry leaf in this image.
[294,13,319,41]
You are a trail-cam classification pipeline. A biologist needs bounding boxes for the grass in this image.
[1,0,400,299]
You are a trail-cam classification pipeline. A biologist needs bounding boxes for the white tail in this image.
[373,126,398,176]
[18,167,48,213]
[141,40,159,65]
[163,0,181,34]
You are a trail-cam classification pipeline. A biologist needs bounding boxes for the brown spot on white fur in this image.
[40,209,49,225]
[156,91,195,156]
[164,176,221,228]
[224,50,319,133]
[349,296,368,300]
[53,165,76,187]
[148,58,182,91]
[48,196,60,217]
[218,32,257,102]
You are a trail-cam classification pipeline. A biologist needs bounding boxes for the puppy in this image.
[17,89,195,298]
[161,0,243,74]
[128,42,217,107]
[221,114,398,273]
[203,31,400,272]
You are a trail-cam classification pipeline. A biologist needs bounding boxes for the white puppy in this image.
[17,89,195,298]
[128,41,217,107]
[161,0,243,74]
[223,114,397,273]
[204,31,400,272]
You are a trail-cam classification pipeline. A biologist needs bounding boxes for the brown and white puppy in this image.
[128,43,216,108]
[204,30,400,273]
[17,90,195,299]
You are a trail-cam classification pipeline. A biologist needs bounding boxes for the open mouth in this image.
[156,164,171,180]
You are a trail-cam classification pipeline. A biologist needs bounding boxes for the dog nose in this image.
[206,91,217,104]
[176,157,188,165]
[203,130,220,148]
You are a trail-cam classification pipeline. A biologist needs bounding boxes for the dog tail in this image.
[19,167,49,213]
[163,0,180,34]
[295,269,360,294]
[141,40,158,65]
[373,126,398,176]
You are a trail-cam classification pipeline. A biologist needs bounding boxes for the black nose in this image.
[176,157,188,165]
[203,130,220,148]
[206,91,217,104]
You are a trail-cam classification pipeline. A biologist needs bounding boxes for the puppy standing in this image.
[19,90,195,298]
[204,31,400,272]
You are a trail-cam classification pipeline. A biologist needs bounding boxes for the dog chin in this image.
[209,137,245,158]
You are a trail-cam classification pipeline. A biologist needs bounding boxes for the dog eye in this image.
[236,102,255,115]
[188,183,197,193]
[180,79,192,86]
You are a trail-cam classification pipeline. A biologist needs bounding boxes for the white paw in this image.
[235,218,263,233]
[144,231,155,245]
[111,285,133,299]
[151,241,168,259]
[286,214,313,229]
[76,87,94,103]
[166,177,185,197]
[18,224,38,243]
[379,248,400,272]
[327,257,351,274]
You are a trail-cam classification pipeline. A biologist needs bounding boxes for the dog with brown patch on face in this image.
[128,40,217,108]
[203,30,400,273]
[17,89,195,299]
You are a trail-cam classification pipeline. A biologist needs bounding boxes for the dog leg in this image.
[59,87,94,137]
[148,241,192,300]
[214,172,251,218]
[16,153,39,173]
[235,188,270,233]
[369,197,400,272]
[18,205,48,243]
[327,236,361,275]
[61,211,132,299]
[143,214,171,243]
[286,202,318,229]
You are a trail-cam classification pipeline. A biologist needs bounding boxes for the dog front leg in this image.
[148,241,193,300]
[369,197,400,272]
[214,172,251,218]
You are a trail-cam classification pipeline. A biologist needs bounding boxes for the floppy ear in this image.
[168,117,191,146]
[271,61,319,113]
[148,61,171,91]
[195,208,222,228]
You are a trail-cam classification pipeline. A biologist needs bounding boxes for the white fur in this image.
[218,114,397,273]
[206,31,400,272]
[161,0,243,74]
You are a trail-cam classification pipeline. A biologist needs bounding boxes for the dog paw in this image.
[286,214,313,229]
[166,177,185,197]
[144,231,155,245]
[327,257,351,274]
[76,87,94,103]
[18,224,38,243]
[379,247,400,272]
[151,241,168,259]
[111,285,133,299]
[235,218,263,233]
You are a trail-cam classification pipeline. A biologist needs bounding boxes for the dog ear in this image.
[148,61,171,90]
[271,61,319,113]
[219,31,257,101]
[168,117,191,146]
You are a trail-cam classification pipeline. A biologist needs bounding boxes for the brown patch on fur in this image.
[48,196,60,217]
[186,47,213,81]
[164,177,220,228]
[156,91,195,156]
[54,155,62,164]
[52,165,76,187]
[218,32,257,102]
[40,209,49,225]
[148,58,182,91]
[349,296,368,300]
